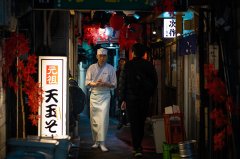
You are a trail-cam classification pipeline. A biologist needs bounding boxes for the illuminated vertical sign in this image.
[163,19,176,38]
[38,56,68,138]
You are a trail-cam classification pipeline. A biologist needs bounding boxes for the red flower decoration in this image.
[83,24,108,45]
[3,33,43,127]
[204,64,218,81]
[213,130,225,151]
[205,77,227,103]
[204,64,234,151]
[28,114,41,126]
[210,108,227,128]
[3,33,30,77]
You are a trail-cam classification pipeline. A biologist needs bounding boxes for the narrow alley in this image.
[69,114,163,159]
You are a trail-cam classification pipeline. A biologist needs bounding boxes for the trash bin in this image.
[151,116,166,153]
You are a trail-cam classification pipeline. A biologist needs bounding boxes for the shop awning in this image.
[34,0,153,11]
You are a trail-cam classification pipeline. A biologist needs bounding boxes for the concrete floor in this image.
[69,114,163,159]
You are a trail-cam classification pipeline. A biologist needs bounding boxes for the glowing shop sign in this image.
[163,19,176,38]
[38,56,68,138]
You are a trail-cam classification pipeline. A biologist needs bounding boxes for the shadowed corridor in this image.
[69,113,163,159]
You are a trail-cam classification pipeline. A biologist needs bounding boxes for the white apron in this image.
[90,90,111,142]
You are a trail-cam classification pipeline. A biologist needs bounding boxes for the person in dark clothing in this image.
[116,58,129,130]
[69,75,86,138]
[119,43,158,158]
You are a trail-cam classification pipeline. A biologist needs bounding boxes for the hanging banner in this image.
[38,56,68,138]
[178,33,197,56]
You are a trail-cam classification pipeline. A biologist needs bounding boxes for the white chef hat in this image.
[97,48,108,55]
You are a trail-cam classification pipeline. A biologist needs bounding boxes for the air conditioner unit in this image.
[0,0,11,27]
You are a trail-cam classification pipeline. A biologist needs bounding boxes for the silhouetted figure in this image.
[119,43,158,158]
[69,75,86,138]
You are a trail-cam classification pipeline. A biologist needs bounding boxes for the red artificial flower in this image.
[4,33,30,57]
[204,64,218,81]
[83,24,108,45]
[204,64,234,151]
[25,82,43,114]
[210,108,227,128]
[213,130,225,151]
[206,78,227,103]
[3,33,43,127]
[28,114,41,126]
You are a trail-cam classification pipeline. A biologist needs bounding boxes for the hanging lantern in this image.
[110,14,125,31]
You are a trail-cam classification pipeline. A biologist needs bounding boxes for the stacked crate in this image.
[163,113,185,144]
[162,113,185,159]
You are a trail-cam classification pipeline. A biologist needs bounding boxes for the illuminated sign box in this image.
[163,19,176,38]
[38,56,68,138]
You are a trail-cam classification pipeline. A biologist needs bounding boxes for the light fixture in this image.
[133,13,140,20]
[70,10,75,15]
[177,33,181,37]
[158,12,176,18]
[105,27,113,36]
[123,11,135,16]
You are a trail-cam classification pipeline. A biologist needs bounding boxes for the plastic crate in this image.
[163,113,185,144]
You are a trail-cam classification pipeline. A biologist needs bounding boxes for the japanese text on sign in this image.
[44,89,59,133]
[164,19,176,38]
[38,56,67,138]
[46,65,58,84]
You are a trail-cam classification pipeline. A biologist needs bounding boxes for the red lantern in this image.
[110,14,125,31]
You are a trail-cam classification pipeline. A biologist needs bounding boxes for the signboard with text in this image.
[163,19,176,38]
[38,56,68,138]
[33,0,152,11]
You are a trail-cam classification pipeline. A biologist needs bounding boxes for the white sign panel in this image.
[38,56,68,138]
[163,18,176,38]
